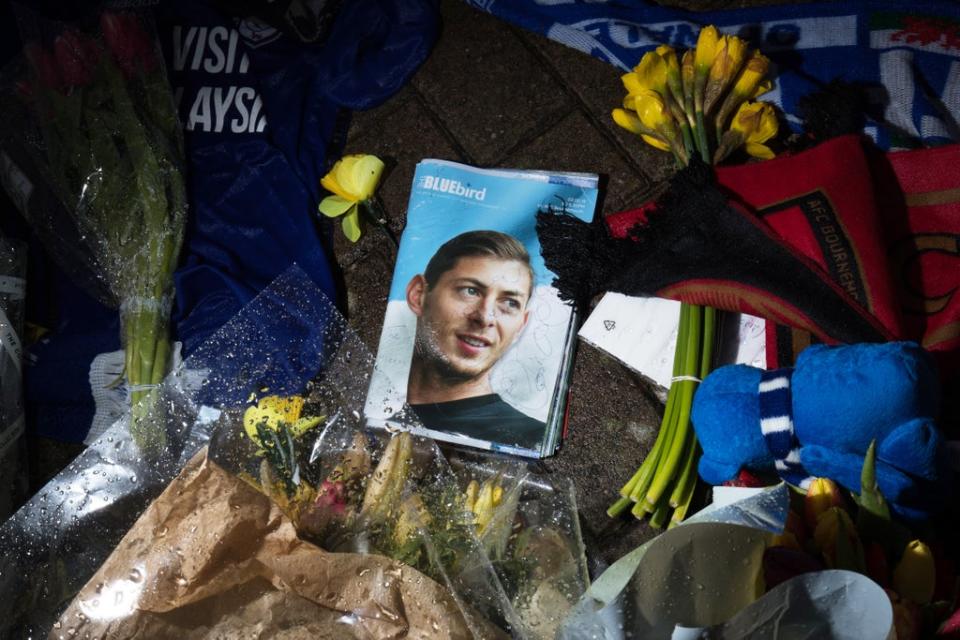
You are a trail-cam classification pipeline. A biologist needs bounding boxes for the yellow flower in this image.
[243,395,323,444]
[694,25,720,76]
[622,49,668,96]
[752,78,774,99]
[731,101,778,159]
[710,35,747,83]
[803,477,845,529]
[732,51,771,99]
[318,154,385,242]
[632,90,671,131]
[611,108,671,151]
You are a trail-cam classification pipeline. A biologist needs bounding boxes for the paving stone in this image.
[520,25,680,202]
[411,0,574,166]
[337,94,464,347]
[500,109,646,217]
[544,342,665,564]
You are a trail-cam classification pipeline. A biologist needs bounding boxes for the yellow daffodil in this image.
[704,35,747,113]
[318,154,384,242]
[733,51,770,100]
[622,49,669,96]
[243,395,323,445]
[632,90,671,131]
[731,101,778,159]
[710,35,747,84]
[694,25,720,76]
[655,45,684,104]
[752,78,773,99]
[714,52,773,133]
[612,108,671,151]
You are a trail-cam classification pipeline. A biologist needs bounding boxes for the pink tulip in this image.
[54,29,100,89]
[100,11,157,77]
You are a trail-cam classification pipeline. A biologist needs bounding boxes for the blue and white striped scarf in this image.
[759,368,814,489]
[467,0,960,150]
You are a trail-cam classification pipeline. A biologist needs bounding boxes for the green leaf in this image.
[858,440,890,521]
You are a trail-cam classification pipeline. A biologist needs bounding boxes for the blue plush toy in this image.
[691,342,951,520]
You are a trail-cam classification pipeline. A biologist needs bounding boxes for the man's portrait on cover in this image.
[403,230,546,449]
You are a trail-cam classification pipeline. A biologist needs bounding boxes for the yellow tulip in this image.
[694,25,720,76]
[731,101,778,159]
[622,49,668,96]
[893,540,936,605]
[803,477,845,530]
[318,154,384,242]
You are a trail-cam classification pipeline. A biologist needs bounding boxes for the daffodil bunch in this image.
[319,154,395,245]
[612,26,778,166]
[608,26,779,529]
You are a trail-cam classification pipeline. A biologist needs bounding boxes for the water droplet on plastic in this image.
[129,568,143,582]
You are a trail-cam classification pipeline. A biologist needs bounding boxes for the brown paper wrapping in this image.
[49,450,508,639]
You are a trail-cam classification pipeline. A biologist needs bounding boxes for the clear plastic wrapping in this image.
[0,265,588,638]
[0,5,187,451]
[0,236,29,519]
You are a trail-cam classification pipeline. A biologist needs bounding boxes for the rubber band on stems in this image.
[671,375,701,383]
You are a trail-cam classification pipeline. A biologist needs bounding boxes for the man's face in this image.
[408,255,532,382]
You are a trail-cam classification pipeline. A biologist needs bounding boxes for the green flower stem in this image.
[101,56,183,455]
[607,496,634,518]
[695,110,711,163]
[620,378,678,498]
[679,122,695,162]
[648,490,672,529]
[669,430,698,508]
[626,302,689,503]
[644,303,702,510]
[362,196,398,249]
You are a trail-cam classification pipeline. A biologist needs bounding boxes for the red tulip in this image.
[23,42,63,92]
[100,11,157,77]
[14,79,34,101]
[864,541,890,588]
[54,29,100,89]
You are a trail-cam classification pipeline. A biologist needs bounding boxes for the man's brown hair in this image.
[423,230,535,296]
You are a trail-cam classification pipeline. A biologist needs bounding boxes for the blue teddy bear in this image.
[691,342,951,520]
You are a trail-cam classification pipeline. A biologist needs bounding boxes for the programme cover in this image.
[363,159,599,458]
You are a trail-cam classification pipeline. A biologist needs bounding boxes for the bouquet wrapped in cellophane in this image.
[0,6,185,454]
[0,266,586,639]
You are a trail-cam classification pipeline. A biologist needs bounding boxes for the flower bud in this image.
[893,539,936,605]
[100,11,157,77]
[694,25,720,76]
[813,506,864,570]
[54,29,100,89]
[804,477,845,530]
